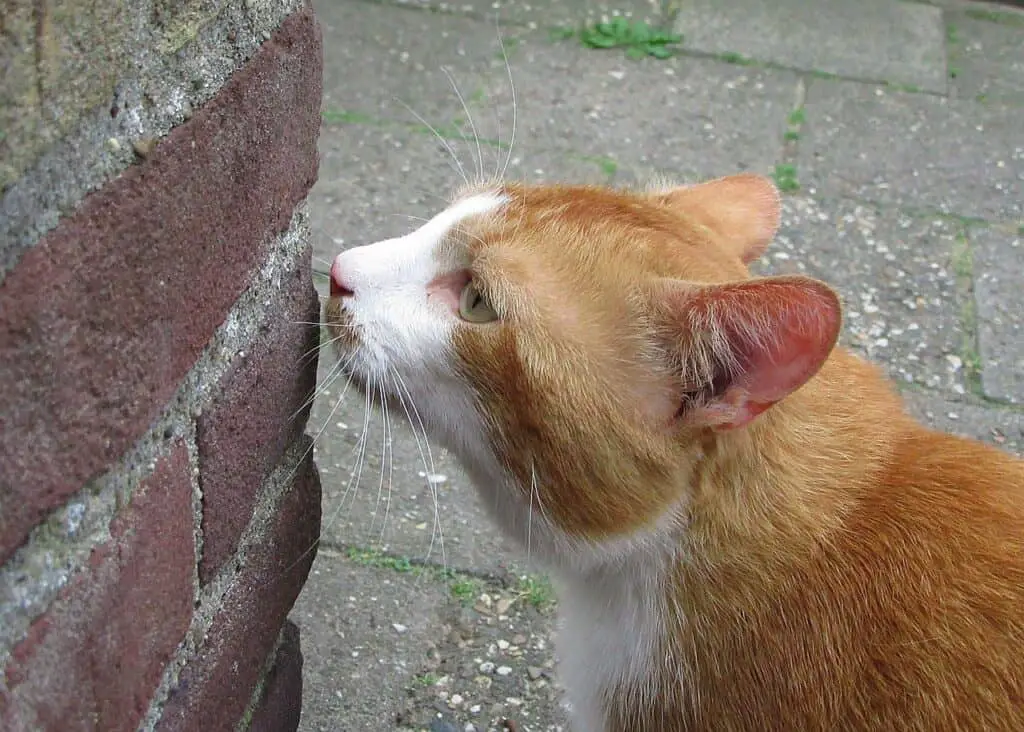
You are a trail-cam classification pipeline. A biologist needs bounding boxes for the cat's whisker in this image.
[527,460,537,567]
[495,24,518,183]
[389,366,446,573]
[262,360,366,587]
[441,65,484,184]
[379,374,396,545]
[394,97,469,186]
[371,373,389,536]
[288,349,353,424]
[325,380,375,545]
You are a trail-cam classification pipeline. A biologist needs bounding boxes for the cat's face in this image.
[323,176,841,566]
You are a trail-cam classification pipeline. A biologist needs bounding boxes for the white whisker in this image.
[394,97,469,186]
[496,24,518,182]
[441,65,484,184]
[390,366,447,572]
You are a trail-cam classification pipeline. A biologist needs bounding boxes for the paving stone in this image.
[900,389,1023,456]
[799,79,1024,222]
[315,0,509,126]
[971,225,1024,404]
[308,358,529,578]
[673,0,947,92]
[291,551,450,732]
[466,35,798,181]
[753,196,967,399]
[383,0,662,27]
[947,7,1024,105]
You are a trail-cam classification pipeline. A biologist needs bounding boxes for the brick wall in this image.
[0,2,324,730]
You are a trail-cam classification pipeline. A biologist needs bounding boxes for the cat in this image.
[322,173,1024,731]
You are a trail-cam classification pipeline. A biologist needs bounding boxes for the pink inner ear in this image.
[670,277,841,430]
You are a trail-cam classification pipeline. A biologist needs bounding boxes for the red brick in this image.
[0,3,323,563]
[247,620,304,732]
[197,246,320,585]
[0,443,195,732]
[156,445,320,732]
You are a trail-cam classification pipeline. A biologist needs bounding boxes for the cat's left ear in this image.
[653,173,780,264]
[649,275,841,431]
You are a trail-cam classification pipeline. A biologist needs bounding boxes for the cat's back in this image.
[832,427,1024,729]
[671,428,1024,732]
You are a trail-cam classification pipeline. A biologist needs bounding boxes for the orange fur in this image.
[327,175,1024,730]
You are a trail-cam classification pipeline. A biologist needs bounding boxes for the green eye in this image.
[458,280,498,323]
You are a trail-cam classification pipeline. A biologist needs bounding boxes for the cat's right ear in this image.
[647,275,841,431]
[653,174,780,264]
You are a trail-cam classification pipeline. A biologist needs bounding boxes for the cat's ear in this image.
[651,275,841,431]
[654,173,780,264]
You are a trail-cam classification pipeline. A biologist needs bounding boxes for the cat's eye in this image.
[458,280,498,323]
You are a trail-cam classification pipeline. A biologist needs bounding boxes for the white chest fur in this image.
[553,558,670,732]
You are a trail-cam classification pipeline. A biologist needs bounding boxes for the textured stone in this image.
[247,620,304,732]
[467,36,798,181]
[0,7,322,563]
[947,7,1024,105]
[799,79,1024,222]
[0,0,130,190]
[315,0,507,126]
[290,550,450,732]
[156,448,321,732]
[754,196,968,399]
[972,226,1024,404]
[197,246,320,585]
[673,0,947,92]
[0,444,194,732]
[375,0,661,27]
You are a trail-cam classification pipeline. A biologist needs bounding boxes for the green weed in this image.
[574,17,683,60]
[516,574,555,611]
[718,51,754,66]
[321,108,377,126]
[773,163,800,193]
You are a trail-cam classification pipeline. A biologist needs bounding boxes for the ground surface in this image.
[291,1,1024,729]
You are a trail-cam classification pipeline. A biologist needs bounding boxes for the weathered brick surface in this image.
[156,447,321,732]
[247,620,304,732]
[0,443,195,732]
[0,5,323,563]
[197,247,320,585]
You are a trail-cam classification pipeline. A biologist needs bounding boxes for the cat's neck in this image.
[679,346,907,572]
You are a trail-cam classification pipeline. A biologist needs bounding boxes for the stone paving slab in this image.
[798,80,1024,222]
[673,0,947,92]
[316,0,509,126]
[971,225,1024,404]
[464,35,799,181]
[309,357,529,576]
[293,548,564,732]
[381,0,662,27]
[947,6,1024,104]
[292,550,451,731]
[754,196,968,399]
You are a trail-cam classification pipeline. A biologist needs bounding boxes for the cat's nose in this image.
[329,257,355,298]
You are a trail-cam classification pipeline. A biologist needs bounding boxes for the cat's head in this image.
[323,175,841,568]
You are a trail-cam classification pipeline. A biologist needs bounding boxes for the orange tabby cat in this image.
[323,174,1024,731]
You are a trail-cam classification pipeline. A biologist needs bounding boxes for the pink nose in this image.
[329,258,355,298]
